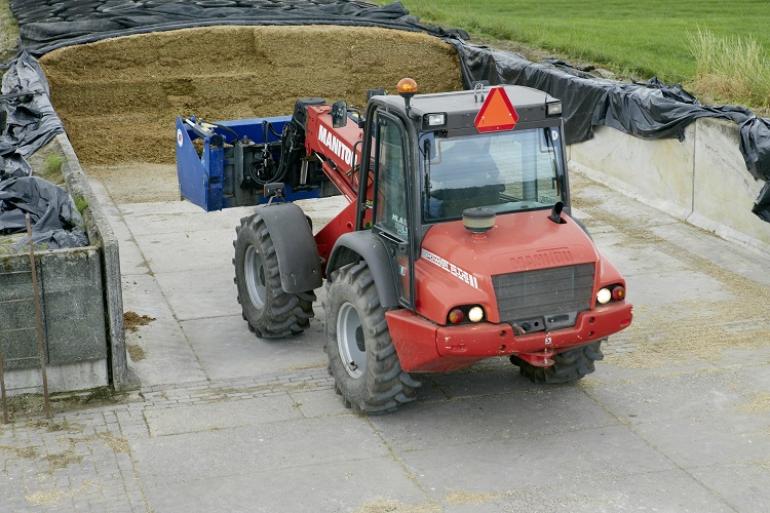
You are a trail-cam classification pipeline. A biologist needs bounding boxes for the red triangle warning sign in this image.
[474,87,519,133]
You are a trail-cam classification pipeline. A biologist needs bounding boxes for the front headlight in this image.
[468,306,485,322]
[596,288,612,305]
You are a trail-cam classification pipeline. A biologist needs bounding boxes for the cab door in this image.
[371,112,414,307]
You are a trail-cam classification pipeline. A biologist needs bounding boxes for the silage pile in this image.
[40,25,463,165]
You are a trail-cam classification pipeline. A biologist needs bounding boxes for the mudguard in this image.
[327,231,399,308]
[255,203,322,293]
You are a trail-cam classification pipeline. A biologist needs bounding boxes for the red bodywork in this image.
[302,103,633,374]
[304,105,367,265]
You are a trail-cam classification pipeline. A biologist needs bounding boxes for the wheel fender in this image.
[327,232,398,308]
[572,217,593,240]
[254,203,322,293]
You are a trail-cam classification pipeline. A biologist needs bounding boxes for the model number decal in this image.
[421,249,479,289]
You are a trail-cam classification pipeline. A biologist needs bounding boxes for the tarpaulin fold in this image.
[0,51,80,249]
[3,0,770,221]
[0,176,88,249]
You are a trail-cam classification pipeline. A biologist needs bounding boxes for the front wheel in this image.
[512,340,605,384]
[324,261,420,414]
[233,214,314,338]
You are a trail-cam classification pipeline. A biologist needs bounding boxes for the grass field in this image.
[0,0,18,60]
[396,0,770,110]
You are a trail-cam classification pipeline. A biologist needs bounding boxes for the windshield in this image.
[421,127,564,222]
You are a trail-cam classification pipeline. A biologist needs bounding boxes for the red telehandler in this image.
[175,79,633,413]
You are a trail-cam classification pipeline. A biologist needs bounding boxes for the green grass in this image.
[394,0,770,109]
[0,0,18,60]
[74,195,89,215]
[688,29,770,109]
[43,154,64,175]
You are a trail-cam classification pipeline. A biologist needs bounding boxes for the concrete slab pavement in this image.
[0,167,768,513]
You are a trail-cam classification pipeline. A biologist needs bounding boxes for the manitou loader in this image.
[175,79,633,413]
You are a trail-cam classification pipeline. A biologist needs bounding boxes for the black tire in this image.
[324,261,420,414]
[233,213,314,338]
[512,340,605,384]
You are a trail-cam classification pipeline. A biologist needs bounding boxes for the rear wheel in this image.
[233,213,314,338]
[512,340,605,384]
[324,261,420,414]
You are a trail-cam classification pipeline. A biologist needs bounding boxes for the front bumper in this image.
[385,303,633,373]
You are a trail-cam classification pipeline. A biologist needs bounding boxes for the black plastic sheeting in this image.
[1,51,64,169]
[2,0,770,222]
[451,43,770,221]
[0,176,88,250]
[9,0,467,56]
[0,52,76,248]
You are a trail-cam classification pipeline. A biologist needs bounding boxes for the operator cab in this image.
[368,83,567,226]
[356,82,569,308]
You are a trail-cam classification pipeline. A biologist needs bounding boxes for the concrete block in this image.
[398,424,674,490]
[130,416,387,482]
[3,359,108,395]
[690,118,770,250]
[133,229,236,274]
[56,134,127,389]
[437,468,734,513]
[569,120,770,253]
[289,389,350,418]
[122,274,207,387]
[570,124,696,219]
[691,464,770,513]
[116,238,149,276]
[370,386,618,452]
[121,205,253,237]
[0,247,107,372]
[144,394,303,436]
[154,268,241,321]
[141,456,424,513]
[633,416,770,468]
[180,315,325,382]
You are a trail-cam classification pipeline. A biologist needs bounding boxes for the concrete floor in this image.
[2,167,769,513]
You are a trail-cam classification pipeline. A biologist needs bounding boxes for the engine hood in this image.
[414,210,601,324]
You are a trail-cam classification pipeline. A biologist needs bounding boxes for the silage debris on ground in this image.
[40,25,463,165]
[123,311,155,333]
[573,179,770,369]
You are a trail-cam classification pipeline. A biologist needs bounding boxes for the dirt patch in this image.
[40,25,463,165]
[737,392,770,414]
[87,163,180,203]
[123,311,156,332]
[0,444,38,459]
[444,491,501,505]
[355,499,440,513]
[26,418,81,433]
[45,447,83,472]
[127,343,146,362]
[96,432,130,453]
[26,482,94,508]
[0,388,125,423]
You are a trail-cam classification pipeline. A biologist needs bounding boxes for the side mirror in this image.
[331,100,348,129]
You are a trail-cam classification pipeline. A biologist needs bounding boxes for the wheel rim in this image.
[337,302,366,379]
[244,245,267,308]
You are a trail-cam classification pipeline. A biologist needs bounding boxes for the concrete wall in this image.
[569,118,770,252]
[3,360,109,395]
[0,134,127,396]
[55,133,128,391]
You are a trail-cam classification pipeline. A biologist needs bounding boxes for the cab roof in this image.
[375,85,560,132]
